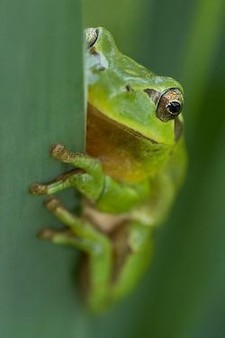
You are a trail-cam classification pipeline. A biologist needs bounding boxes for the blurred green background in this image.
[1,0,225,337]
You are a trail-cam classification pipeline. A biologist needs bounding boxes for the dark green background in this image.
[1,0,225,337]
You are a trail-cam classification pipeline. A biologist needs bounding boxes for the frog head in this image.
[85,27,184,148]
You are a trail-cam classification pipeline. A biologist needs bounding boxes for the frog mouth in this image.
[87,103,182,145]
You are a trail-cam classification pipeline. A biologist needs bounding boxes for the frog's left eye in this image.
[156,88,183,122]
[85,28,99,48]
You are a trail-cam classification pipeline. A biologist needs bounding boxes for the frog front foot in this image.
[30,144,104,201]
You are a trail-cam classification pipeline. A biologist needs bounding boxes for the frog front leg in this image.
[30,144,149,212]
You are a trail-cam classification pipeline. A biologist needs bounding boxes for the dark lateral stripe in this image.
[144,88,161,104]
[174,117,184,141]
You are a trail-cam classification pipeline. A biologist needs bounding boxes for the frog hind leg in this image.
[41,197,113,313]
[111,221,154,303]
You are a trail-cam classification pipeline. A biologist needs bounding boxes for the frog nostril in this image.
[125,85,133,92]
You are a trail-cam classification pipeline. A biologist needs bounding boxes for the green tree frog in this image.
[30,27,187,313]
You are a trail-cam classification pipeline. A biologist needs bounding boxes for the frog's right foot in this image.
[29,183,48,195]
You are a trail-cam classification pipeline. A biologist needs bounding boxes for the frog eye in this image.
[156,88,183,122]
[85,28,99,48]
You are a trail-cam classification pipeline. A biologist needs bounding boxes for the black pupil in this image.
[167,101,181,115]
